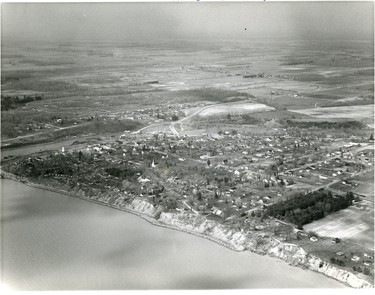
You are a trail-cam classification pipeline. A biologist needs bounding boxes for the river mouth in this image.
[1,179,345,290]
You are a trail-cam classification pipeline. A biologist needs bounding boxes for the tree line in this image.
[105,166,143,181]
[286,120,365,130]
[265,189,355,228]
[1,94,43,111]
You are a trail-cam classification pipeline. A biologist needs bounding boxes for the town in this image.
[1,1,374,290]
[3,120,374,281]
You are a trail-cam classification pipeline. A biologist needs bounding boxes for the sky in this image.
[1,1,374,43]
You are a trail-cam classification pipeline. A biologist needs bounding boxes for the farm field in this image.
[2,38,374,146]
[1,2,374,290]
[290,105,374,120]
[198,102,274,118]
[304,202,374,250]
[354,185,375,200]
[351,169,375,199]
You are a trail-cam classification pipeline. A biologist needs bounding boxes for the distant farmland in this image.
[290,105,374,120]
[198,103,274,118]
[304,204,374,250]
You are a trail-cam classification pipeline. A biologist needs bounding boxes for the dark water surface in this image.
[1,179,345,290]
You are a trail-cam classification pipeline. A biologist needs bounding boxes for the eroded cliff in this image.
[158,212,373,288]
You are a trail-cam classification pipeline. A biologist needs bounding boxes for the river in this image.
[1,179,345,290]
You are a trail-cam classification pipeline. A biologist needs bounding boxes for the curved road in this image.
[133,102,230,137]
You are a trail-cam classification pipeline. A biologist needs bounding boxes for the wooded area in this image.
[265,189,355,228]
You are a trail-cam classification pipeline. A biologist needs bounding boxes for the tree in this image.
[268,163,278,177]
[370,134,374,141]
[207,159,211,167]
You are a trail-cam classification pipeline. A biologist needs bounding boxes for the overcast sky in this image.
[2,2,374,43]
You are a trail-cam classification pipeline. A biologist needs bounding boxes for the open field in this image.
[198,102,274,118]
[351,170,375,199]
[1,2,375,289]
[304,202,374,250]
[353,185,375,200]
[2,38,373,145]
[290,105,374,120]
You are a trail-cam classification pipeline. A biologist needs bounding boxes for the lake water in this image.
[1,179,345,290]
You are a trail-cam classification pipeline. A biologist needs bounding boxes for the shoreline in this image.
[1,170,373,289]
[0,171,241,252]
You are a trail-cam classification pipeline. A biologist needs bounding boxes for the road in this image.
[134,99,260,137]
[169,104,213,137]
[169,101,255,137]
[1,123,84,144]
[133,102,232,137]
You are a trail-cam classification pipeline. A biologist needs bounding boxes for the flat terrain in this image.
[198,102,274,117]
[1,38,374,284]
[1,39,374,145]
[290,105,374,120]
[353,185,375,198]
[351,169,375,199]
[304,201,374,250]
